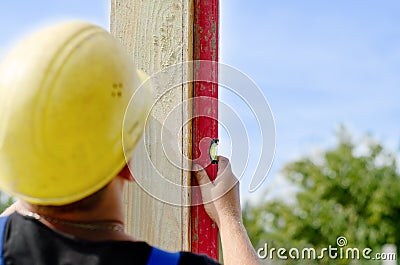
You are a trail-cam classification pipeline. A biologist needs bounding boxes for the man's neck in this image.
[18,177,134,241]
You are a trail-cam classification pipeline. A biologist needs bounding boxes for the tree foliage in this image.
[244,130,400,264]
[0,193,14,214]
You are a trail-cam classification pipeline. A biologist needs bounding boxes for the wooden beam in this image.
[110,0,193,251]
[191,0,220,260]
[111,1,220,258]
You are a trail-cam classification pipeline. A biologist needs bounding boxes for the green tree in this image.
[0,192,14,213]
[244,130,400,264]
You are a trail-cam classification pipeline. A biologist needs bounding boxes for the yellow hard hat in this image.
[0,21,152,205]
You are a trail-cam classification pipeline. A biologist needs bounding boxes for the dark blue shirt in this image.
[2,213,219,265]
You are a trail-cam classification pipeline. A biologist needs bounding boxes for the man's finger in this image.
[193,164,212,186]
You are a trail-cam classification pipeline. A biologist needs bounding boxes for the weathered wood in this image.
[110,0,193,251]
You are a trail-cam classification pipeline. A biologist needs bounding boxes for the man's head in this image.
[0,21,152,206]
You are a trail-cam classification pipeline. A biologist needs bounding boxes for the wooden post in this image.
[111,0,220,258]
[110,0,193,251]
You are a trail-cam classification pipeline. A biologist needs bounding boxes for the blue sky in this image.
[1,1,399,202]
[219,0,400,201]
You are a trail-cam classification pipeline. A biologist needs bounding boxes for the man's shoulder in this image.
[6,213,221,265]
[178,252,220,265]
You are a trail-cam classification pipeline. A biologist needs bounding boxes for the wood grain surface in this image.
[110,0,193,251]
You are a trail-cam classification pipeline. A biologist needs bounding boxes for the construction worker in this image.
[0,22,261,265]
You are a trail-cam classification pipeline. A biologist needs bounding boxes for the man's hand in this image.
[193,156,241,226]
[193,156,262,265]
